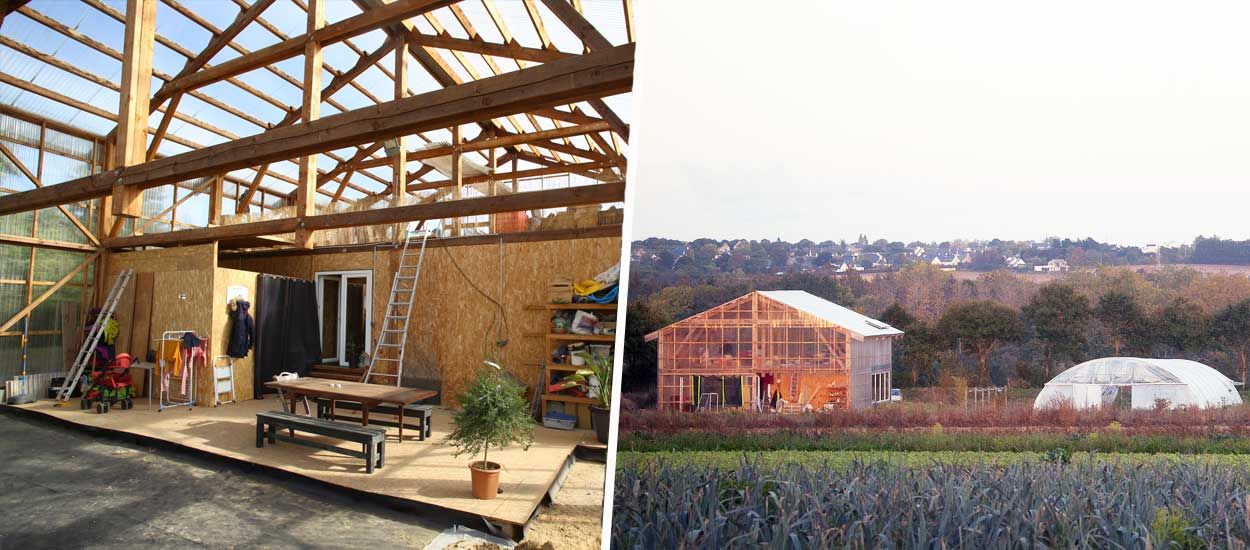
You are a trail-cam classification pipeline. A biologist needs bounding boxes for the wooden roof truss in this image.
[0,0,633,251]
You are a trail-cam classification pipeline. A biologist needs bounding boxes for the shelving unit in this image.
[528,302,618,429]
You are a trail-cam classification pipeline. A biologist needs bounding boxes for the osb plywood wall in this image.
[212,268,258,401]
[223,236,622,407]
[107,244,216,360]
[104,244,260,406]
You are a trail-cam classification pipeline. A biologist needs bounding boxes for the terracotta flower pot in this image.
[469,460,501,500]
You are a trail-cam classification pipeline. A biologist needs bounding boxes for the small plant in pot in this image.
[447,364,535,500]
[550,351,613,444]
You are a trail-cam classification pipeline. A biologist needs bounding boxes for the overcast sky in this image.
[626,1,1250,246]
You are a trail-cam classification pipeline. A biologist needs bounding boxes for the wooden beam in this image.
[12,5,382,200]
[146,92,180,161]
[295,0,325,249]
[0,233,97,253]
[410,31,571,64]
[623,0,634,43]
[134,177,216,234]
[531,106,602,126]
[162,0,455,98]
[541,0,610,50]
[391,35,409,207]
[538,0,630,141]
[0,141,100,246]
[104,182,624,249]
[111,0,157,220]
[0,251,99,334]
[209,174,223,225]
[0,0,30,24]
[220,224,622,260]
[408,160,618,192]
[451,125,462,235]
[0,43,635,216]
[352,121,612,171]
[151,0,277,105]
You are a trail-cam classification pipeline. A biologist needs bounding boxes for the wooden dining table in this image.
[264,377,437,442]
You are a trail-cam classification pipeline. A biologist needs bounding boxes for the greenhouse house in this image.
[1033,357,1242,410]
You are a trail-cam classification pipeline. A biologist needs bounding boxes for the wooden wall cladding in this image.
[108,246,215,360]
[151,270,214,406]
[211,268,258,401]
[102,243,261,406]
[224,236,623,408]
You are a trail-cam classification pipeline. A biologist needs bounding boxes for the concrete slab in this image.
[0,412,449,549]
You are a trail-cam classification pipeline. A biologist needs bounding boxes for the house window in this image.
[871,372,891,403]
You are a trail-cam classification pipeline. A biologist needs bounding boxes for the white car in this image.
[890,388,903,402]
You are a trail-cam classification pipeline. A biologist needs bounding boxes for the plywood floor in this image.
[8,398,593,526]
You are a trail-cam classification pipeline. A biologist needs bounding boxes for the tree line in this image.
[622,264,1250,393]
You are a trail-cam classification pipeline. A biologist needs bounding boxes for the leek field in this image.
[612,456,1250,548]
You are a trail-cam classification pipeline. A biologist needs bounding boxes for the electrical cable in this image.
[440,238,510,361]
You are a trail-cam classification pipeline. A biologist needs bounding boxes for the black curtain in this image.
[254,274,321,398]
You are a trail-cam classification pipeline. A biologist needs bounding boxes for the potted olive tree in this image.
[447,365,535,500]
[552,351,613,444]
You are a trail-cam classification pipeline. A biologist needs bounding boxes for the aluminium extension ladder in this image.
[360,230,431,385]
[55,269,135,402]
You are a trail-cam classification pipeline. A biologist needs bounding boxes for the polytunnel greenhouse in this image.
[1033,357,1242,410]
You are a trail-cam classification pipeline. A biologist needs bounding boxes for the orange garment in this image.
[160,340,183,376]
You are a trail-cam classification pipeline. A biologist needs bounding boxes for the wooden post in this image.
[295,0,325,249]
[111,0,157,223]
[209,174,223,225]
[487,145,497,232]
[391,37,409,240]
[451,124,462,236]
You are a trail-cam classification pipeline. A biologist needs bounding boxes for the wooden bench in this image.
[315,398,433,441]
[255,410,387,473]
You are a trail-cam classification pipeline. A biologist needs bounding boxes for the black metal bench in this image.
[315,399,433,441]
[255,410,387,473]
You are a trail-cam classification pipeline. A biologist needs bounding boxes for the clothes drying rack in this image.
[156,330,204,412]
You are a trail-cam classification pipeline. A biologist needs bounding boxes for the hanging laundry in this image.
[159,339,182,395]
[227,300,254,359]
[182,339,205,397]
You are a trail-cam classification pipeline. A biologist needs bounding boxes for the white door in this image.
[315,271,372,366]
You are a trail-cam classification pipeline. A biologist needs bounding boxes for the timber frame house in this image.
[647,291,903,412]
[0,0,632,370]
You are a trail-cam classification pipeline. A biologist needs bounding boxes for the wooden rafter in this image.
[0,251,99,334]
[0,141,99,246]
[10,6,336,201]
[161,0,455,99]
[349,121,613,172]
[104,183,624,249]
[134,176,216,234]
[151,0,277,105]
[0,43,634,216]
[407,160,619,192]
[69,1,388,195]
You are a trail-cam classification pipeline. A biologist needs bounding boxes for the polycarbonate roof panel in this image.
[758,290,904,339]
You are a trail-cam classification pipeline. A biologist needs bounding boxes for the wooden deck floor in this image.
[5,397,594,528]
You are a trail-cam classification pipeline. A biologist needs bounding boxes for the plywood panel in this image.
[211,268,258,402]
[151,270,214,406]
[128,272,155,360]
